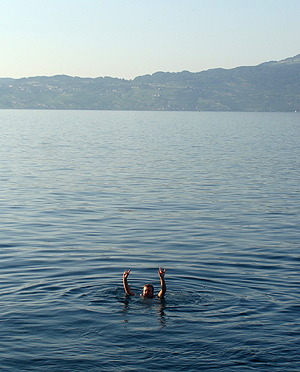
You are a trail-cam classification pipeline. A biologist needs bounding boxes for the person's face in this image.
[143,285,154,298]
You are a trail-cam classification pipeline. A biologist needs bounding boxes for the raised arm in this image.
[123,269,135,296]
[158,267,166,298]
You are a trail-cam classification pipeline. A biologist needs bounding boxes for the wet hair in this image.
[143,284,154,293]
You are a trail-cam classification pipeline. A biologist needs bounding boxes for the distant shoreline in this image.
[1,54,299,112]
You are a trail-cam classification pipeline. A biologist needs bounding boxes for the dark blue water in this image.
[0,110,299,371]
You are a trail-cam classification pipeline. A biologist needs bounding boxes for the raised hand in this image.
[158,267,166,298]
[123,269,135,296]
[158,267,166,278]
[123,269,131,280]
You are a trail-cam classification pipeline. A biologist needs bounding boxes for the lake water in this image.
[0,110,299,371]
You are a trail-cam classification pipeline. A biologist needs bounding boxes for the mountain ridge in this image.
[1,54,299,111]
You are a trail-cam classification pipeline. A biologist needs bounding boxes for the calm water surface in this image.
[0,110,299,371]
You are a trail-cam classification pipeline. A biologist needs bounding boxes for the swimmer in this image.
[123,267,166,298]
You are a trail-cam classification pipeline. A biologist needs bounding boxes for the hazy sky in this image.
[1,0,299,79]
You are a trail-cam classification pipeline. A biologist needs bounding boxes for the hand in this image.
[123,269,131,280]
[158,267,166,279]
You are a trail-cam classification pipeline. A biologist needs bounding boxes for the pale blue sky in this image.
[1,0,299,79]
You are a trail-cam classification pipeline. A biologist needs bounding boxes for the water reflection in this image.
[121,295,167,328]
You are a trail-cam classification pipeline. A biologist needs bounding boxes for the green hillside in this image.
[0,54,299,111]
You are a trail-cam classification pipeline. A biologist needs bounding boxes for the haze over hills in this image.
[0,54,299,111]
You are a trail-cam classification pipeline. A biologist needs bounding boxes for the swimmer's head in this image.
[143,284,154,298]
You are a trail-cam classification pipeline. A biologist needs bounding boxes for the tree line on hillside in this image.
[0,54,299,111]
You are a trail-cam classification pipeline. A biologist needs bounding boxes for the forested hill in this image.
[1,54,299,111]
